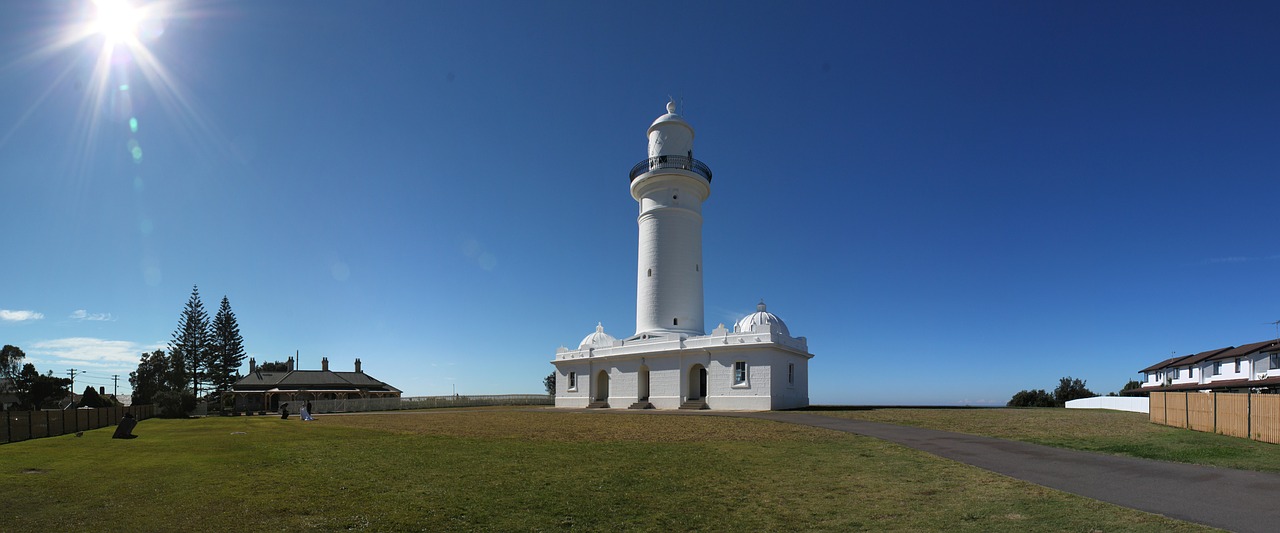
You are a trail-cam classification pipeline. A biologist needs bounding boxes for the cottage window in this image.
[568,372,577,391]
[734,361,747,385]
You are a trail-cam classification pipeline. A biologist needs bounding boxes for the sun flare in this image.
[92,0,143,44]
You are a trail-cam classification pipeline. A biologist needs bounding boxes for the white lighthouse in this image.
[551,102,814,411]
[631,100,711,336]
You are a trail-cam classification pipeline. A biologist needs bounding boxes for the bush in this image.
[153,390,197,418]
[1007,389,1056,407]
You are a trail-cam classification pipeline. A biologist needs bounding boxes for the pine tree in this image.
[168,285,211,396]
[209,296,247,398]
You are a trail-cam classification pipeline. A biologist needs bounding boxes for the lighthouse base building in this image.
[551,102,814,411]
[553,304,811,411]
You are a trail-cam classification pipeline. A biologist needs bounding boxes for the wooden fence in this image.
[1,405,155,445]
[1150,392,1280,444]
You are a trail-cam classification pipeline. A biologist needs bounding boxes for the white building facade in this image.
[551,103,814,411]
[1138,339,1280,393]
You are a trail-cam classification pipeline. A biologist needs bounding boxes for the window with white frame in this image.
[1236,358,1242,373]
[1271,353,1280,369]
[733,361,747,385]
[568,371,577,391]
[1213,361,1221,376]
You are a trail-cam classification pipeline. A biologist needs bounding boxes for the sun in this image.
[91,0,143,44]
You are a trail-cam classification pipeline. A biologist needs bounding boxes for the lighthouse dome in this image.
[735,300,790,337]
[579,323,616,349]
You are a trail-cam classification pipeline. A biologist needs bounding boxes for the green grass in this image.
[0,409,1214,532]
[817,407,1280,472]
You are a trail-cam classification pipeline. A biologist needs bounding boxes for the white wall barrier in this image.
[1065,396,1149,414]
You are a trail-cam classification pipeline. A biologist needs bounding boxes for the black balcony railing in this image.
[628,155,713,183]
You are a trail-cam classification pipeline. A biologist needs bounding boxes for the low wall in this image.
[308,394,553,414]
[1065,396,1150,414]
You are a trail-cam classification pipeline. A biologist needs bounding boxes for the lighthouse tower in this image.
[629,101,713,337]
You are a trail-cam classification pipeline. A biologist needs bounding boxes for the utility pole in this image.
[67,368,77,394]
[112,375,120,396]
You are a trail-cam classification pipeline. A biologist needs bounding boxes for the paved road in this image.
[732,411,1279,533]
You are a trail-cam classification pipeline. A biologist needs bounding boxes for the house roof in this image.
[1139,347,1232,373]
[1206,339,1280,362]
[1174,347,1234,367]
[1140,356,1188,373]
[233,369,399,393]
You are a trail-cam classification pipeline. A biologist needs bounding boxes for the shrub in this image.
[1007,389,1056,407]
[153,390,197,418]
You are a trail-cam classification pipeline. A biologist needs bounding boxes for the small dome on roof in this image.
[735,300,790,337]
[579,322,616,349]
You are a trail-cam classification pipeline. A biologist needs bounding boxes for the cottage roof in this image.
[233,368,398,393]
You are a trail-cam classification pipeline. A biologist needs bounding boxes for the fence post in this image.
[1248,390,1253,440]
[1185,393,1190,428]
[1212,392,1217,433]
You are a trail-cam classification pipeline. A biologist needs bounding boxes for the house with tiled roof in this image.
[1138,339,1280,393]
[232,356,400,412]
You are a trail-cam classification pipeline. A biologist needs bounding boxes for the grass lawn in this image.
[0,408,1213,532]
[817,407,1280,472]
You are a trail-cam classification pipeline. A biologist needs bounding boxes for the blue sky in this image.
[1,1,1278,405]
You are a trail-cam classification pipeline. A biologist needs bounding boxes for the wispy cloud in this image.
[0,309,44,322]
[28,338,164,367]
[1203,256,1252,264]
[70,309,115,321]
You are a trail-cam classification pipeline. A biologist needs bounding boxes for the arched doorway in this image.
[595,370,610,402]
[688,364,708,400]
[638,365,650,401]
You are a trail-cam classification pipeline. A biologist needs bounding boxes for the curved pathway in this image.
[735,411,1279,533]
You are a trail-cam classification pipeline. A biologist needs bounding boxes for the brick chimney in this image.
[321,357,329,371]
[99,386,105,395]
[287,356,295,371]
[354,358,362,373]
[249,357,256,373]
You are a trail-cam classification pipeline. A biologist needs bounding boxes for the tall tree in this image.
[14,363,72,410]
[0,344,25,382]
[209,296,247,397]
[129,349,170,405]
[169,284,211,396]
[1053,376,1096,406]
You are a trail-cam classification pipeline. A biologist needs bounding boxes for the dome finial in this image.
[596,322,604,332]
[757,299,766,312]
[666,97,676,114]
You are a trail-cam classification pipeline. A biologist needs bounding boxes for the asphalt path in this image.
[732,411,1279,533]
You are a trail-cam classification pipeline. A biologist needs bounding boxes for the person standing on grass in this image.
[301,400,315,421]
